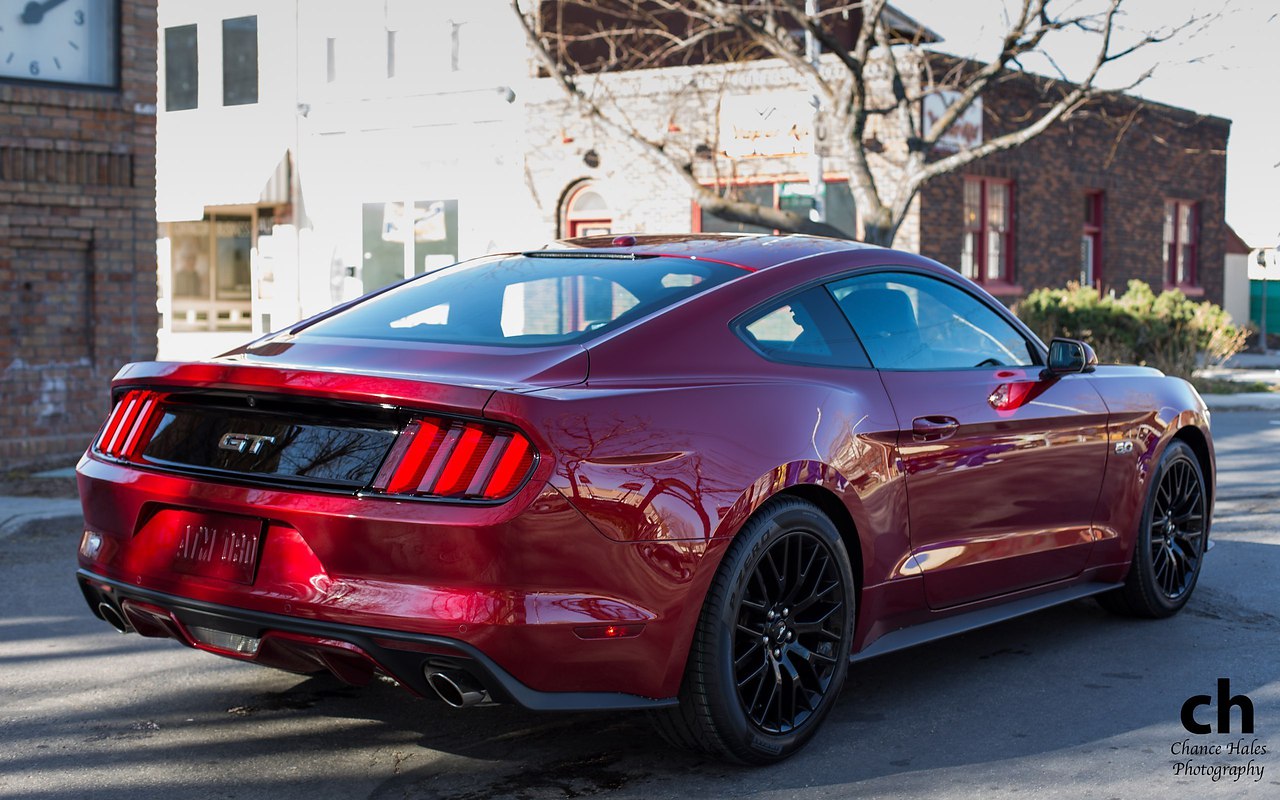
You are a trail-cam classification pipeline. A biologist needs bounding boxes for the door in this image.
[829,271,1110,609]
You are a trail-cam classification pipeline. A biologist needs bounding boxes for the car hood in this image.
[216,334,590,392]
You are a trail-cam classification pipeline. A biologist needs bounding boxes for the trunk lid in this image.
[101,351,566,495]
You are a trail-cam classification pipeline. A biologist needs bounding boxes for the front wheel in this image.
[652,497,856,764]
[1099,439,1208,618]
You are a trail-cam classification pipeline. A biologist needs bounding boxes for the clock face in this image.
[0,0,117,87]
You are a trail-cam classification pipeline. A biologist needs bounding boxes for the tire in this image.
[1099,440,1208,618]
[652,496,856,764]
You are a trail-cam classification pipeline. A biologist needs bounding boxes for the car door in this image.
[828,270,1110,609]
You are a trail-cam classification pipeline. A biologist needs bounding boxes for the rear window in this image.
[299,254,743,346]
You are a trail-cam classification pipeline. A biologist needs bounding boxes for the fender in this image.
[1088,372,1214,572]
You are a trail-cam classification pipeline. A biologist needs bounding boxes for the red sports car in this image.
[76,234,1213,763]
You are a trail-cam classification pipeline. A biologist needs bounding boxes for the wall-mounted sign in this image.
[923,90,983,153]
[718,92,814,159]
[1248,248,1280,281]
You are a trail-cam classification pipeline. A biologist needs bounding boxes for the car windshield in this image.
[298,253,743,347]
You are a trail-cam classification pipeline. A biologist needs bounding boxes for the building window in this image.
[386,29,397,78]
[222,16,259,106]
[361,199,459,292]
[1164,199,1198,287]
[164,24,198,111]
[326,37,337,83]
[961,177,1014,283]
[1081,191,1103,288]
[695,181,857,238]
[165,214,254,332]
[562,183,613,238]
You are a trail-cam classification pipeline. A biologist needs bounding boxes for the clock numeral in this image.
[75,10,85,26]
[29,60,39,76]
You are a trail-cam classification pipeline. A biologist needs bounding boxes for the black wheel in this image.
[1099,440,1208,618]
[652,496,855,764]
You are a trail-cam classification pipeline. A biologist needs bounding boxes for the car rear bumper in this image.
[77,569,676,711]
[77,454,724,702]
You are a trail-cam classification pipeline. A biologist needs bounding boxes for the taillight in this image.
[94,389,163,461]
[372,416,536,501]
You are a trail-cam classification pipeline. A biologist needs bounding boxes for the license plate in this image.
[170,510,264,585]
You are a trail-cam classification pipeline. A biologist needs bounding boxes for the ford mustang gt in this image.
[76,234,1213,763]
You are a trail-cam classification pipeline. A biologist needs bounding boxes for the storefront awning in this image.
[157,147,291,222]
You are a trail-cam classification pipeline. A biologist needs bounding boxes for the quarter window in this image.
[737,287,869,368]
[828,272,1037,370]
[960,178,1014,283]
[1163,199,1199,286]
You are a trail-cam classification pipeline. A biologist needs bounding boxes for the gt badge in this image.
[218,432,276,455]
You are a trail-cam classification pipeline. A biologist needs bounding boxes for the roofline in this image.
[923,51,1231,128]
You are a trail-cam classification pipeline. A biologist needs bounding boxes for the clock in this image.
[0,0,118,87]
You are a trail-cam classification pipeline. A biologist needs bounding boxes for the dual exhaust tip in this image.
[98,602,131,634]
[99,600,489,709]
[425,668,490,708]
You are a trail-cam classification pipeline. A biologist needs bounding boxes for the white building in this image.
[156,0,541,358]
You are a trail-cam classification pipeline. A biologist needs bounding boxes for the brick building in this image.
[0,0,159,463]
[917,63,1230,305]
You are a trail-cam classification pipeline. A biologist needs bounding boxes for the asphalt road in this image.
[2,412,1278,800]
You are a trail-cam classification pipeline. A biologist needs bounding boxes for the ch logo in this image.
[218,432,276,455]
[1181,678,1254,734]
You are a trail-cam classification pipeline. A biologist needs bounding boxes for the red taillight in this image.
[94,389,163,461]
[373,416,536,501]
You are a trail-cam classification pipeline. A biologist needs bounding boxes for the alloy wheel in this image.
[1149,456,1206,600]
[732,530,846,734]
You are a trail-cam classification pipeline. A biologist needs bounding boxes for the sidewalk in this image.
[1197,352,1280,411]
[0,495,83,541]
[1198,392,1280,411]
[1224,352,1280,370]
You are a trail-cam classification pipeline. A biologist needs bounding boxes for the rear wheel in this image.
[1099,440,1208,618]
[652,497,855,763]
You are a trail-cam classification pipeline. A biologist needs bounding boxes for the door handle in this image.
[912,416,960,441]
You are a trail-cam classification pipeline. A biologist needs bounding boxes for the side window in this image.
[737,287,870,368]
[828,272,1037,370]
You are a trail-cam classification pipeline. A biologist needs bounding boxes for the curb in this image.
[0,499,84,542]
[1200,393,1280,412]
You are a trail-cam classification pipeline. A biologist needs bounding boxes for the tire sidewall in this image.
[705,500,856,763]
[1133,440,1206,615]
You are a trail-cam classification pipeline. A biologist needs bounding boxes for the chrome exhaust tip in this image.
[98,602,131,634]
[425,669,489,708]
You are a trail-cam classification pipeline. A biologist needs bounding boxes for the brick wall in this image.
[919,67,1230,307]
[0,0,158,465]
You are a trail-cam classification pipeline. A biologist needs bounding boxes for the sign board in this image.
[1248,248,1280,281]
[718,91,814,159]
[922,90,982,153]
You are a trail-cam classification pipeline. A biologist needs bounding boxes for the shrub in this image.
[1014,280,1246,379]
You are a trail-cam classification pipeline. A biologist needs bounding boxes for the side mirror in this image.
[1044,337,1098,376]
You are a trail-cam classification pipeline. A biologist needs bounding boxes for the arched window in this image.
[562,182,613,238]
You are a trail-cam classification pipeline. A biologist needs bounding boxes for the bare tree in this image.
[512,0,1202,245]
